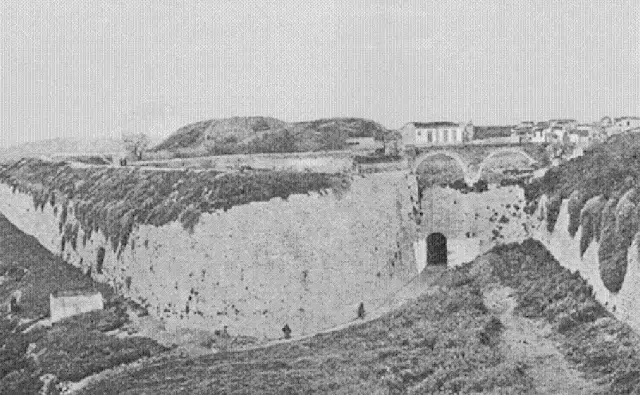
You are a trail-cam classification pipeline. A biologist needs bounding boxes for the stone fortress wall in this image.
[419,185,640,336]
[531,198,640,335]
[0,172,418,339]
[5,157,640,339]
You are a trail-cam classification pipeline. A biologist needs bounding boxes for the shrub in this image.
[567,190,587,237]
[579,196,604,257]
[546,195,563,233]
[597,190,637,293]
[180,206,202,234]
[615,189,638,250]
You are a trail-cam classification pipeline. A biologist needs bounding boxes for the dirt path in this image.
[484,286,603,395]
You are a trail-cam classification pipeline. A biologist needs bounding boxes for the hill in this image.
[151,117,392,156]
[0,138,124,161]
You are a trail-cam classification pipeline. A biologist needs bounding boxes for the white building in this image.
[568,126,592,145]
[511,121,535,143]
[400,121,474,147]
[615,116,640,131]
[545,126,570,144]
[528,122,549,143]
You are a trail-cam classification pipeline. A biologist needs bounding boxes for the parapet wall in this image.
[0,171,416,339]
[138,151,355,173]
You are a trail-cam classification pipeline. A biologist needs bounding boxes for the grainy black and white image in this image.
[1,1,640,394]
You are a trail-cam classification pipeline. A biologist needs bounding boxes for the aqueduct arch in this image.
[410,146,543,185]
[479,148,537,171]
[412,151,472,183]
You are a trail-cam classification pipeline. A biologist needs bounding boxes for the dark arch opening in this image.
[426,233,447,266]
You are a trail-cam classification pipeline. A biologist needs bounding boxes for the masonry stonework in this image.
[0,172,416,339]
[532,199,640,335]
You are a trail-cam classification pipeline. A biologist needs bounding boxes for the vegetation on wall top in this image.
[0,159,348,253]
[525,134,640,293]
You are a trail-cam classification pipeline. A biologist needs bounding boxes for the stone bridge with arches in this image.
[408,143,550,184]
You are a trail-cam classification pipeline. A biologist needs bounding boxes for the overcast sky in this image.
[1,1,639,147]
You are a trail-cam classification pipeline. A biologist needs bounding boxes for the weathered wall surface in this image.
[0,172,416,339]
[50,292,104,323]
[416,185,531,267]
[532,199,640,334]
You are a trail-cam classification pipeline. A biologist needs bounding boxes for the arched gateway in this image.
[426,232,448,266]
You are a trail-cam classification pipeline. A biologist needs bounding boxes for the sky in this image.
[1,1,639,147]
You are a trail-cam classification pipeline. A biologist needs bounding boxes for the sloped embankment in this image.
[77,239,640,394]
[489,239,640,394]
[77,267,535,395]
[0,213,166,394]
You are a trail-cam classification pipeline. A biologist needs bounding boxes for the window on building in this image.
[443,129,449,142]
[417,131,422,136]
[427,131,433,142]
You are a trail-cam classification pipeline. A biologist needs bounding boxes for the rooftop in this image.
[549,119,577,124]
[410,121,460,128]
[51,289,102,298]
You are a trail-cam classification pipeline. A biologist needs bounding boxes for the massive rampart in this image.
[0,164,417,339]
[531,197,640,334]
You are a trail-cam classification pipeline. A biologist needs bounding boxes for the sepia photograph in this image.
[1,1,639,393]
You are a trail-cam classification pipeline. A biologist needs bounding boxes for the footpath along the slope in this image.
[484,284,602,394]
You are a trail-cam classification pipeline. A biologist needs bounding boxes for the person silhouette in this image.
[282,324,292,339]
[357,302,365,319]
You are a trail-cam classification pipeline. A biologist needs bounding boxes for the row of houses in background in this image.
[396,115,640,154]
[511,116,640,146]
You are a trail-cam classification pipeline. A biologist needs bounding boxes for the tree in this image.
[122,133,150,160]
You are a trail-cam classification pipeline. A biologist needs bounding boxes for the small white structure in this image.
[50,290,104,323]
[345,136,383,151]
[400,121,474,147]
[569,124,598,145]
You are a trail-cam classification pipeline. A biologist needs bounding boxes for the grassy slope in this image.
[0,159,346,253]
[490,239,640,394]
[151,117,393,156]
[78,272,533,395]
[77,239,640,394]
[0,214,166,394]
